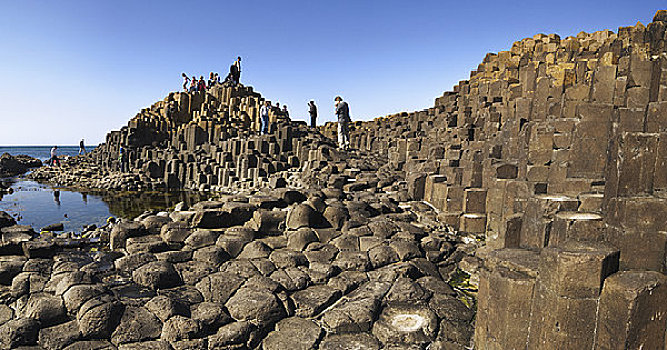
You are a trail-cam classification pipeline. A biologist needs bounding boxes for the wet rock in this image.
[132,261,182,290]
[41,223,64,232]
[262,317,322,350]
[38,320,81,350]
[111,306,162,345]
[225,288,286,326]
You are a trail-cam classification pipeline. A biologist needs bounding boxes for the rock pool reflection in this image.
[0,177,208,232]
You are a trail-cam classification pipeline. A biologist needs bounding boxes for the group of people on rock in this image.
[182,57,242,93]
[303,96,351,150]
[258,101,290,135]
[47,139,88,167]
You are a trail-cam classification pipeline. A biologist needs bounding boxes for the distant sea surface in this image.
[0,145,93,161]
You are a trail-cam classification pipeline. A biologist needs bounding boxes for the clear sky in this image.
[0,1,663,145]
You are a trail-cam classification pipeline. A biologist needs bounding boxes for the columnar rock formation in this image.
[319,10,667,349]
[89,84,303,191]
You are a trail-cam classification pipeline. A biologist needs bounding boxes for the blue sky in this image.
[0,1,663,145]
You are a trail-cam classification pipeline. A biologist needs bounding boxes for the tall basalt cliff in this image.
[320,9,667,349]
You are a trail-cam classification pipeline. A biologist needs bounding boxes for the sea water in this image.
[0,146,206,232]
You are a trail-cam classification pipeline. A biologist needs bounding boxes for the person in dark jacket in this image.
[334,96,351,150]
[308,100,317,128]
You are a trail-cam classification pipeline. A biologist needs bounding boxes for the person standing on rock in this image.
[197,76,206,92]
[181,73,190,92]
[259,101,270,135]
[232,56,241,85]
[79,139,86,155]
[335,96,351,150]
[49,146,61,166]
[118,146,127,173]
[308,100,317,128]
[282,105,289,119]
[189,76,197,93]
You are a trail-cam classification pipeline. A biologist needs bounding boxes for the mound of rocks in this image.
[0,153,42,177]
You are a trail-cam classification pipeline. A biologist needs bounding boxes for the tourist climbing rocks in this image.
[49,146,60,166]
[79,139,86,155]
[181,73,190,92]
[259,100,270,135]
[118,146,127,173]
[335,96,351,150]
[308,100,317,128]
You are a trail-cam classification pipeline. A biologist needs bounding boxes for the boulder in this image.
[132,261,182,290]
[111,306,162,345]
[0,318,40,348]
[38,320,81,350]
[225,288,286,326]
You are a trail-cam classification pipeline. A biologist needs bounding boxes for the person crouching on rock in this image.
[335,96,351,150]
[49,146,61,166]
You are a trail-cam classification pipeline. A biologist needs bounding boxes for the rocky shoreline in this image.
[0,144,478,349]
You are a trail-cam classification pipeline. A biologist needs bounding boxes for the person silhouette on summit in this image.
[79,139,86,155]
[308,100,317,128]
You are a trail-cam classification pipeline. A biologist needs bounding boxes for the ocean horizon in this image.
[0,145,98,161]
